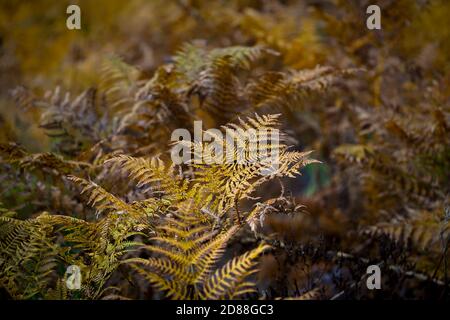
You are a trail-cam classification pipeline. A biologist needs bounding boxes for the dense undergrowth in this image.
[0,0,449,300]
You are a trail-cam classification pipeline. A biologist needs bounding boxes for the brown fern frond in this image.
[0,143,91,175]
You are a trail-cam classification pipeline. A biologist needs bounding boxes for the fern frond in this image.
[174,43,277,83]
[0,213,60,299]
[201,243,269,299]
[0,143,91,175]
[190,226,238,284]
[179,113,318,214]
[100,56,140,110]
[130,264,188,299]
[247,66,359,111]
[67,175,141,218]
[363,216,449,251]
[105,155,187,201]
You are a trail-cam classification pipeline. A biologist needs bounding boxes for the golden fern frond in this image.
[163,208,209,229]
[149,235,205,252]
[127,205,267,300]
[125,257,192,284]
[39,214,96,251]
[130,197,172,219]
[190,226,239,284]
[48,213,145,299]
[142,244,193,267]
[274,150,321,178]
[200,243,269,299]
[147,218,233,269]
[130,264,188,299]
[0,209,145,299]
[0,213,60,299]
[105,155,187,201]
[67,175,142,218]
[157,224,210,239]
[180,113,318,214]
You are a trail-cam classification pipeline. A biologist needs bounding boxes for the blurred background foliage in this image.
[1,0,449,149]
